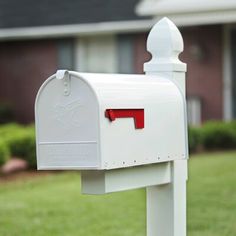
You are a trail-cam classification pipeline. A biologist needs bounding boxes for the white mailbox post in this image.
[35,17,188,236]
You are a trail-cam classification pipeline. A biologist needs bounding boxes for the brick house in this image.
[0,0,235,125]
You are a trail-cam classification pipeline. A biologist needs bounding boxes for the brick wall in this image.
[134,33,150,74]
[0,40,57,123]
[181,25,223,122]
[0,26,223,124]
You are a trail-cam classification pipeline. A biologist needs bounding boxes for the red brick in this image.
[181,25,223,122]
[0,40,57,123]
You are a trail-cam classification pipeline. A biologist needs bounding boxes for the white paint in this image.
[144,17,186,74]
[35,72,100,170]
[75,35,118,73]
[35,71,187,170]
[147,160,187,236]
[223,24,233,121]
[137,0,236,16]
[144,18,188,236]
[81,162,171,194]
[0,19,154,41]
[157,11,236,27]
[136,0,236,26]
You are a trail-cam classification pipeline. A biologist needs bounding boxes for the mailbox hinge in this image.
[56,70,71,96]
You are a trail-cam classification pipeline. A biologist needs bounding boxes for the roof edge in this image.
[136,0,236,26]
[0,19,154,41]
[136,0,236,16]
[153,10,236,27]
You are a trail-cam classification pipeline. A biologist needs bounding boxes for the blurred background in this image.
[0,0,235,125]
[0,0,236,235]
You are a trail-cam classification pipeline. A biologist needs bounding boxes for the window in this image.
[117,35,134,74]
[187,97,201,126]
[75,35,118,73]
[57,39,74,70]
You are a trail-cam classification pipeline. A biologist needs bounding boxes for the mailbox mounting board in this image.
[35,71,188,170]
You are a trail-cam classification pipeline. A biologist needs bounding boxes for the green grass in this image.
[0,151,236,236]
[188,151,236,236]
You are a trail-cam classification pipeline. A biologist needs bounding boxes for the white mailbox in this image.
[35,71,187,170]
[35,18,189,236]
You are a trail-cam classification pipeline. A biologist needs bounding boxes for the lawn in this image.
[0,151,236,236]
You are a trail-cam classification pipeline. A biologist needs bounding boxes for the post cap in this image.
[144,17,186,73]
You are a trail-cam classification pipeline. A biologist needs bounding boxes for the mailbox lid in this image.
[35,73,101,170]
[70,72,187,169]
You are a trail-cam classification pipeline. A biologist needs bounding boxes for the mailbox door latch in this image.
[105,109,144,129]
[56,70,71,96]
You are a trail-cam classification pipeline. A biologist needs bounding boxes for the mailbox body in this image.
[35,71,187,170]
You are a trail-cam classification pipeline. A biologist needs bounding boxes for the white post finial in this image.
[144,17,186,73]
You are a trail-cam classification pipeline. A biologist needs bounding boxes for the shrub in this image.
[188,126,202,152]
[0,140,10,166]
[0,123,23,136]
[5,127,36,168]
[0,124,36,168]
[201,121,236,150]
[0,103,15,124]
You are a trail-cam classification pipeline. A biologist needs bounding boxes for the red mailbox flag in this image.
[105,109,144,129]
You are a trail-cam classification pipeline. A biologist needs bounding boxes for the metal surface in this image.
[81,162,171,194]
[35,71,186,170]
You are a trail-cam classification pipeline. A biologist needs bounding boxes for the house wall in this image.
[0,40,57,123]
[134,33,150,74]
[181,25,223,122]
[0,26,223,124]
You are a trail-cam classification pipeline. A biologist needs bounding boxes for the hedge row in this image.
[189,121,236,152]
[0,123,36,168]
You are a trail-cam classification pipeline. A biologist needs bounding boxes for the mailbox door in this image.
[35,75,100,169]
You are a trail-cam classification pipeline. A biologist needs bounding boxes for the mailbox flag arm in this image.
[105,109,144,129]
